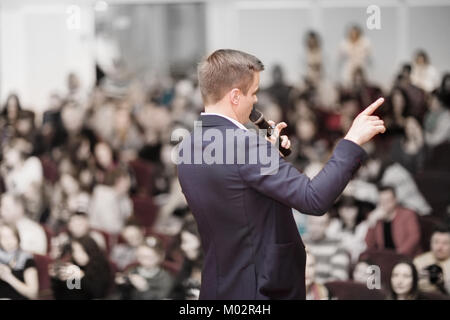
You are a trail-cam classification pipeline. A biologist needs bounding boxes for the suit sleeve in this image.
[238,137,367,215]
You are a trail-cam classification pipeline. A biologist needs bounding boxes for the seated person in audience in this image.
[438,73,450,107]
[305,251,329,300]
[414,226,450,295]
[365,185,422,258]
[0,223,39,300]
[396,64,428,122]
[115,237,174,300]
[110,222,144,271]
[304,213,350,283]
[92,141,117,184]
[0,193,47,255]
[327,195,369,263]
[386,86,411,136]
[89,167,132,235]
[346,154,432,216]
[1,139,43,202]
[170,217,202,300]
[352,259,371,285]
[390,116,426,174]
[50,211,107,259]
[387,260,426,300]
[50,236,112,300]
[410,50,440,93]
[49,172,91,230]
[424,86,450,148]
[1,93,22,129]
[351,67,383,114]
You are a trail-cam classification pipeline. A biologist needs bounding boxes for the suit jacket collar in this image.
[198,113,247,130]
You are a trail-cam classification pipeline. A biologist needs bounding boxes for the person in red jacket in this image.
[365,185,422,258]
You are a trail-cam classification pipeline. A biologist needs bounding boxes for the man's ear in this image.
[230,88,240,106]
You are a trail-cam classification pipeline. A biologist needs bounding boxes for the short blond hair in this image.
[198,49,264,105]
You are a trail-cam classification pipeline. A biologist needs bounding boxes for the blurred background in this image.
[0,0,449,300]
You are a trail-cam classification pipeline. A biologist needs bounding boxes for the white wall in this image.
[1,0,450,114]
[205,0,450,89]
[0,0,95,116]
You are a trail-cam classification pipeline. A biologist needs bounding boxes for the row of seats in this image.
[33,227,183,299]
[325,281,449,300]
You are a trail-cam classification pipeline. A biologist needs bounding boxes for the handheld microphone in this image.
[249,108,291,157]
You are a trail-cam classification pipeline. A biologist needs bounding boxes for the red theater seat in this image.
[33,254,53,299]
[325,280,386,300]
[129,159,154,195]
[132,195,159,228]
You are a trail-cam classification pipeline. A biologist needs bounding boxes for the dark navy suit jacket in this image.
[177,114,367,300]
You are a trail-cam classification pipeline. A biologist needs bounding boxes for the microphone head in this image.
[249,108,263,123]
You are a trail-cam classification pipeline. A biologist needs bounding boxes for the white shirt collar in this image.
[200,112,248,131]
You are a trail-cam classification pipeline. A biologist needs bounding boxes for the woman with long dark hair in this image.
[1,94,23,144]
[50,235,112,299]
[1,94,22,124]
[387,86,412,135]
[388,260,421,300]
[327,195,371,263]
[169,216,203,300]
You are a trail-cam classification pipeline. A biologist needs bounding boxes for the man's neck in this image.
[385,209,397,222]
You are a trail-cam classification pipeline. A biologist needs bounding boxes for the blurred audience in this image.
[424,84,450,148]
[0,27,448,300]
[50,235,112,300]
[169,216,202,300]
[387,260,423,300]
[305,251,329,300]
[88,166,132,234]
[411,50,440,93]
[327,196,370,263]
[352,259,371,285]
[389,116,426,174]
[110,222,144,271]
[50,211,107,260]
[348,156,432,216]
[0,193,47,255]
[0,223,39,299]
[339,25,372,88]
[414,226,450,295]
[115,237,174,300]
[304,214,350,283]
[303,31,322,86]
[365,185,422,258]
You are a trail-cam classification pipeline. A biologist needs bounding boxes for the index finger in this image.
[361,97,385,116]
